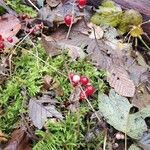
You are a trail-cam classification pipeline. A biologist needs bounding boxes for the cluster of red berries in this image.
[0,35,13,50]
[64,0,87,26]
[69,73,95,100]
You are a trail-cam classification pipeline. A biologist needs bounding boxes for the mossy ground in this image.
[0,39,107,149]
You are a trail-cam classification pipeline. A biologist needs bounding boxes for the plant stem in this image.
[139,36,150,51]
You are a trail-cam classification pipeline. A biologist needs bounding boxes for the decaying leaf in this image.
[4,128,31,150]
[139,133,150,150]
[98,89,150,139]
[46,0,60,7]
[0,14,21,39]
[38,0,83,27]
[0,131,8,142]
[132,83,150,109]
[42,75,53,90]
[29,94,63,129]
[107,65,135,97]
[42,35,62,57]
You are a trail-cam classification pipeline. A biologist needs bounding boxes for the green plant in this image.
[6,0,37,17]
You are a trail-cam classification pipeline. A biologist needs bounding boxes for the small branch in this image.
[27,0,40,12]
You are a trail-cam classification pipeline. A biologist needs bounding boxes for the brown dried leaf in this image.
[0,14,21,39]
[29,95,63,129]
[107,65,135,97]
[4,128,31,150]
[0,131,8,142]
[42,75,53,90]
[46,0,60,7]
[42,35,62,57]
[132,84,150,109]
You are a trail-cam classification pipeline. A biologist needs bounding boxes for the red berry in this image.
[64,15,73,26]
[77,0,87,8]
[7,37,13,43]
[0,42,4,49]
[72,74,80,84]
[79,91,87,100]
[85,85,95,96]
[80,76,89,85]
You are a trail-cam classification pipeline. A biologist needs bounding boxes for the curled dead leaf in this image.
[4,128,31,150]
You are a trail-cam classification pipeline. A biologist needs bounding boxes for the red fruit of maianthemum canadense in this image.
[85,85,95,96]
[80,76,89,85]
[64,15,73,26]
[77,0,87,8]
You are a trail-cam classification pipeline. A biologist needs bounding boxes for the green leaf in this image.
[98,89,150,139]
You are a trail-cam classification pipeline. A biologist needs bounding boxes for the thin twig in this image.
[15,45,67,78]
[27,0,40,12]
[65,0,76,40]
[103,130,107,150]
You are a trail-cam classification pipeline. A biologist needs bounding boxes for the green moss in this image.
[6,0,37,17]
[91,0,122,27]
[0,40,107,134]
[118,9,143,34]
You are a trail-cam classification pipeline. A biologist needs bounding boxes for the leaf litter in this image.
[29,94,63,129]
[0,0,150,149]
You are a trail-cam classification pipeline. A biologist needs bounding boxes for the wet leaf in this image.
[98,89,150,139]
[4,128,31,150]
[29,95,63,129]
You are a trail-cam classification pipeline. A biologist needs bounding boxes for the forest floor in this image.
[0,0,150,150]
